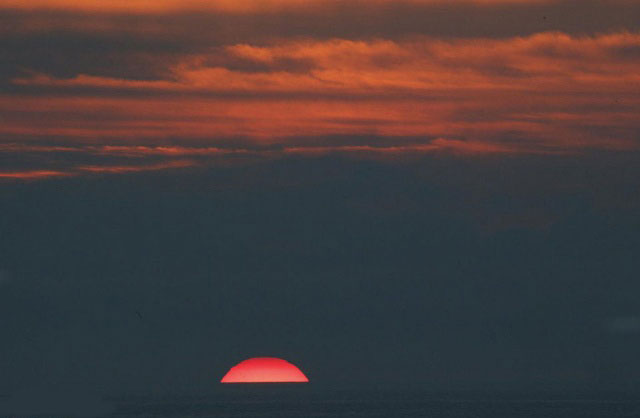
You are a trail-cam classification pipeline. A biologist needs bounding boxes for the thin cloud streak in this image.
[0,170,71,180]
[76,160,195,173]
[0,0,591,13]
[0,160,197,181]
[0,139,573,182]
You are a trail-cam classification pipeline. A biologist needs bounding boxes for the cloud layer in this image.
[1,0,639,178]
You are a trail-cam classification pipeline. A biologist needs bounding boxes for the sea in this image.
[2,387,640,417]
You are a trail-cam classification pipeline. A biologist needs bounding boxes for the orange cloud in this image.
[283,138,533,157]
[0,0,564,13]
[2,31,639,175]
[0,170,70,180]
[77,160,195,173]
[0,160,197,181]
[14,32,640,96]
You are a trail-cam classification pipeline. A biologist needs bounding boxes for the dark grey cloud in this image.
[0,30,187,83]
[1,154,640,395]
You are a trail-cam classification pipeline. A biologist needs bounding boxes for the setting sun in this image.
[221,357,309,384]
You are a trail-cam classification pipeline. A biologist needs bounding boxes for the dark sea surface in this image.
[3,387,640,418]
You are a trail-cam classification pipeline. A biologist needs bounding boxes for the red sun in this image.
[220,357,309,383]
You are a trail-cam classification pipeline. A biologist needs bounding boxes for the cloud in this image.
[0,0,581,13]
[0,160,197,181]
[1,1,639,49]
[1,32,638,164]
[76,160,196,174]
[2,0,640,177]
[0,136,570,182]
[1,0,636,14]
[11,33,640,94]
[0,170,71,180]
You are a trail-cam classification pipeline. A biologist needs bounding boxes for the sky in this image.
[1,0,640,410]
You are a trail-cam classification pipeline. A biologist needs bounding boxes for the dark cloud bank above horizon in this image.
[1,154,640,399]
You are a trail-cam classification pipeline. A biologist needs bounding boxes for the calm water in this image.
[3,388,640,417]
[110,388,640,418]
